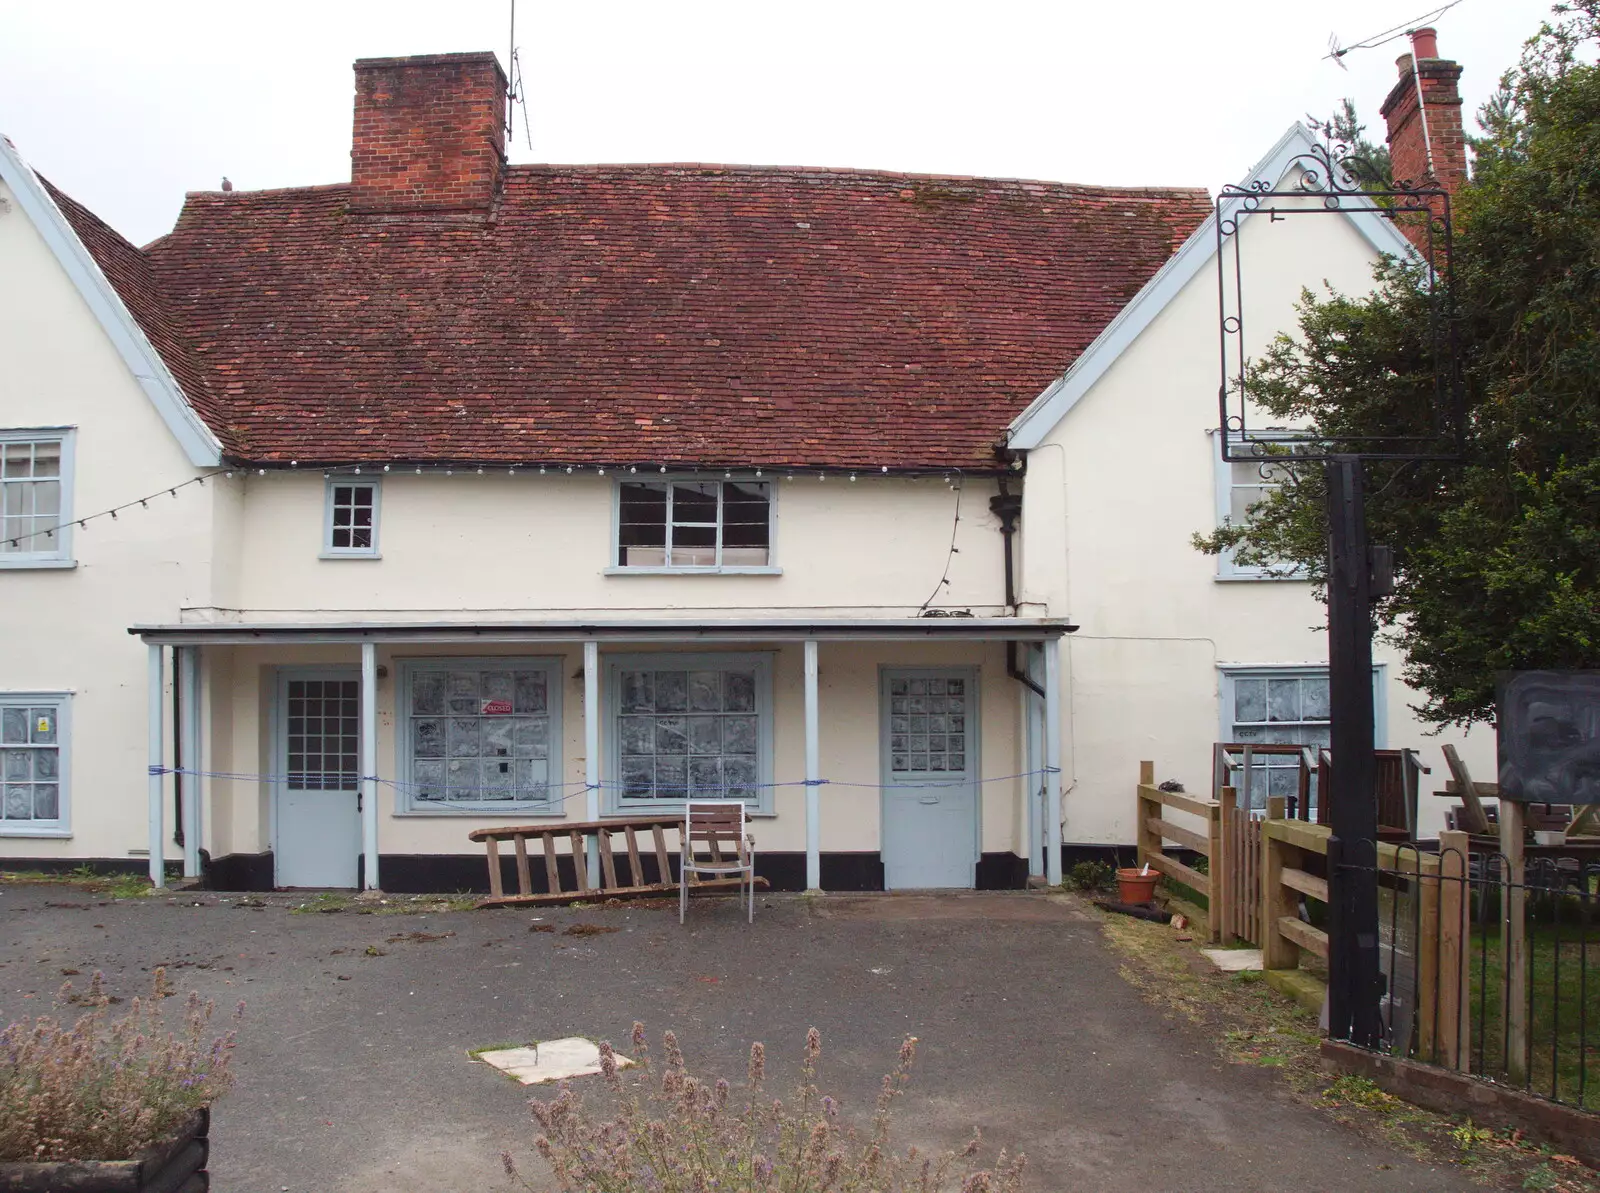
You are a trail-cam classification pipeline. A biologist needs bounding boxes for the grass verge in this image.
[1092,899,1600,1191]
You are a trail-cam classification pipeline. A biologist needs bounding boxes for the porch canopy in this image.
[130,617,1072,891]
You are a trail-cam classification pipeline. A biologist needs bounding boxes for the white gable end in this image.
[1005,123,1417,451]
[0,137,221,467]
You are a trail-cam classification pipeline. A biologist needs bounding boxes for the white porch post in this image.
[146,643,165,887]
[1043,637,1063,886]
[584,640,600,875]
[361,641,379,890]
[804,638,820,891]
[179,646,202,879]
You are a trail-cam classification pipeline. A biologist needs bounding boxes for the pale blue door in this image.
[275,671,362,888]
[880,668,978,889]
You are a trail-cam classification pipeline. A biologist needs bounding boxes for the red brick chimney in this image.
[351,52,508,213]
[1380,28,1467,196]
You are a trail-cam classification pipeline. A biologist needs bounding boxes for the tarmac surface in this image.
[0,886,1478,1192]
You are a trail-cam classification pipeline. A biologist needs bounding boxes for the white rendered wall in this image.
[0,176,226,864]
[1021,202,1494,847]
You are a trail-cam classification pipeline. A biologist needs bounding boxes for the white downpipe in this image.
[146,643,165,887]
[179,646,201,878]
[584,640,600,876]
[361,642,379,890]
[804,638,821,891]
[1043,638,1063,887]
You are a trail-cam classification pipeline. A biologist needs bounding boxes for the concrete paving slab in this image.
[1201,947,1264,972]
[474,1036,634,1084]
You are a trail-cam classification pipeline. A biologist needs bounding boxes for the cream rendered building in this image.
[0,46,1488,893]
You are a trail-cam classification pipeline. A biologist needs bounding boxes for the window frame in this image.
[321,475,381,560]
[393,656,565,816]
[0,428,76,570]
[1218,663,1387,810]
[607,475,780,575]
[1212,431,1307,582]
[604,651,776,815]
[0,691,72,837]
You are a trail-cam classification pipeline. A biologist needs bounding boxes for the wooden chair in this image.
[681,800,757,924]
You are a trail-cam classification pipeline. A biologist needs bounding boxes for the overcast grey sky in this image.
[0,0,1556,247]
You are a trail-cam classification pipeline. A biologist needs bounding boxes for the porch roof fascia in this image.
[128,616,1077,647]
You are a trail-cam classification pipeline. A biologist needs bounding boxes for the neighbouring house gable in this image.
[1003,122,1419,452]
[0,137,223,467]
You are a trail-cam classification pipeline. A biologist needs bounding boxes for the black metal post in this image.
[1325,455,1384,1046]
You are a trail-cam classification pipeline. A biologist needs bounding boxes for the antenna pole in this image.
[507,0,517,139]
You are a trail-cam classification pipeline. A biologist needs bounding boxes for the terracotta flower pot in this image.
[1116,867,1160,905]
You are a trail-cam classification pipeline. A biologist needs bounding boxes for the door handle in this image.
[918,794,939,805]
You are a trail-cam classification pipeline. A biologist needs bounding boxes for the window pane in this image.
[1233,678,1267,723]
[1,708,25,744]
[2,444,31,477]
[1301,677,1330,720]
[1266,679,1301,722]
[1230,484,1267,525]
[619,484,668,548]
[671,482,717,523]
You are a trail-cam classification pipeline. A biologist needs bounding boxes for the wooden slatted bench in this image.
[467,814,770,908]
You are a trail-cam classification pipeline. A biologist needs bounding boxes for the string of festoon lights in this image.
[5,458,1003,550]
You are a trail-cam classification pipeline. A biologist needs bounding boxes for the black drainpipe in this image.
[990,480,1046,699]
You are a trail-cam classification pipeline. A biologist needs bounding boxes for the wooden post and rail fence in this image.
[1259,799,1474,1069]
[1135,760,1262,944]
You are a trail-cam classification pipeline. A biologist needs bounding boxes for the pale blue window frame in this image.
[393,656,565,815]
[0,428,75,569]
[1212,432,1308,581]
[322,475,381,559]
[604,651,775,814]
[0,692,71,837]
[607,476,780,575]
[1218,664,1387,813]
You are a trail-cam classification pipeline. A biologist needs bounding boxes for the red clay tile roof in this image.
[93,165,1211,469]
[41,178,229,442]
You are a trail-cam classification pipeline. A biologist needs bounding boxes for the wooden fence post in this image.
[1209,785,1227,944]
[1416,849,1441,1064]
[1436,829,1471,1071]
[1500,800,1529,1084]
[1136,760,1158,870]
[1219,785,1238,944]
[1262,796,1298,971]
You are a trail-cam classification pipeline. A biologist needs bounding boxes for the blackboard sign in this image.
[1497,671,1600,805]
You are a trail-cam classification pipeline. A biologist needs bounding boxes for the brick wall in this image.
[351,52,507,212]
[1379,31,1465,255]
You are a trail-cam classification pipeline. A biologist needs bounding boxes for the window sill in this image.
[1214,572,1310,583]
[603,565,782,577]
[392,808,563,818]
[0,558,76,570]
[0,826,72,838]
[609,806,776,819]
[319,551,382,562]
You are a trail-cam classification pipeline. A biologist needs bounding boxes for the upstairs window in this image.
[0,431,73,568]
[616,480,772,571]
[323,477,380,558]
[1213,434,1303,580]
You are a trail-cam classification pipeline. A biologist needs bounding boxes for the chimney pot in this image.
[1410,26,1439,62]
[1395,53,1414,79]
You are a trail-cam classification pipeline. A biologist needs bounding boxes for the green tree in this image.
[1311,97,1393,189]
[1196,3,1600,728]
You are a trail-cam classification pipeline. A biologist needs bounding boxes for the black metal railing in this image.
[1334,843,1598,1112]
